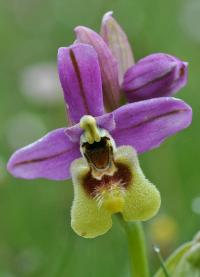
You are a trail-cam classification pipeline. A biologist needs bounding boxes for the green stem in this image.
[118,217,150,277]
[153,245,170,277]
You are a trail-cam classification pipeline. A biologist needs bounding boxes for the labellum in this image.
[70,115,161,238]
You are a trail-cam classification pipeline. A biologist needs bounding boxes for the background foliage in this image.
[0,0,199,276]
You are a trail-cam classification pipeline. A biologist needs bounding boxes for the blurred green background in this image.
[0,0,199,276]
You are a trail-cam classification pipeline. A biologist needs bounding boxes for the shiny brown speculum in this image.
[82,161,132,197]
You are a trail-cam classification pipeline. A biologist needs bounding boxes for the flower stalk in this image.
[118,216,149,277]
[126,222,149,277]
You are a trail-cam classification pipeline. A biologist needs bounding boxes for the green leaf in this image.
[154,242,192,277]
[173,244,200,277]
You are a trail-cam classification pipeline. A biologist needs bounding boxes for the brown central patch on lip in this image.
[82,162,133,197]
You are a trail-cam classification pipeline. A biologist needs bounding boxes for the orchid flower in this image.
[7,15,192,239]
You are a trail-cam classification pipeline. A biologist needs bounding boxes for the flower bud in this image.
[123,53,188,102]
